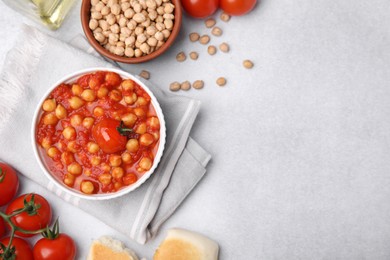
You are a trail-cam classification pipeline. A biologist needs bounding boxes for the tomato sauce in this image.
[36,71,161,195]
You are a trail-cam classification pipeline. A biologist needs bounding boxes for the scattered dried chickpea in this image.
[180,81,191,91]
[243,59,254,69]
[189,32,200,42]
[220,12,231,22]
[176,51,186,62]
[189,51,198,60]
[193,80,204,89]
[219,42,229,53]
[139,70,150,79]
[199,35,210,45]
[169,81,181,91]
[205,18,216,28]
[216,77,227,87]
[207,45,217,55]
[211,27,222,36]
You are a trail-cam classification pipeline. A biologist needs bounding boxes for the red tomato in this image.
[33,233,76,260]
[6,194,52,237]
[220,0,257,15]
[92,118,127,154]
[181,0,219,18]
[0,237,34,260]
[0,218,5,238]
[0,163,19,206]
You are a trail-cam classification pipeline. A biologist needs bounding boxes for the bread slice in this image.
[87,236,139,260]
[154,228,219,260]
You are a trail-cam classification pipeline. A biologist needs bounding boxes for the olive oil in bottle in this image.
[2,0,76,30]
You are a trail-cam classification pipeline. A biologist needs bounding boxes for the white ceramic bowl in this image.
[31,68,166,200]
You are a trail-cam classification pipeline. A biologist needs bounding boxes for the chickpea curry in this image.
[36,71,161,195]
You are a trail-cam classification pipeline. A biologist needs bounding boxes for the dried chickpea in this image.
[68,162,82,175]
[220,12,231,22]
[135,48,143,57]
[199,35,210,45]
[42,99,57,112]
[126,139,139,153]
[91,0,99,6]
[216,77,227,87]
[161,29,170,39]
[125,47,135,57]
[43,113,58,125]
[139,70,150,80]
[101,6,110,15]
[243,59,254,69]
[205,18,216,28]
[193,80,204,89]
[99,173,112,185]
[211,27,222,36]
[140,42,151,54]
[219,42,229,52]
[81,181,95,194]
[176,51,186,62]
[189,52,198,60]
[124,8,135,18]
[180,81,191,91]
[189,32,200,42]
[207,45,217,55]
[169,81,180,91]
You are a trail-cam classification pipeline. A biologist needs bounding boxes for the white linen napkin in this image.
[0,25,211,244]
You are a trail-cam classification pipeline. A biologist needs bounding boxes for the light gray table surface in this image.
[1,0,390,259]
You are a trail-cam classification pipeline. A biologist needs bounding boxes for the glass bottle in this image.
[2,0,77,30]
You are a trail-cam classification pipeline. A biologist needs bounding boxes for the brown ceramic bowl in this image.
[81,0,182,63]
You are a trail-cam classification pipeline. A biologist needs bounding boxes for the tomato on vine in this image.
[0,163,19,206]
[181,0,219,18]
[220,0,257,16]
[33,219,76,260]
[6,194,52,237]
[0,237,34,260]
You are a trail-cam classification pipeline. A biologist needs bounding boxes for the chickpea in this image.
[114,46,125,56]
[156,6,164,15]
[126,139,139,153]
[207,45,217,55]
[95,1,104,11]
[163,19,173,30]
[97,87,109,98]
[99,173,112,185]
[125,47,135,57]
[135,122,147,134]
[109,89,122,101]
[91,11,103,20]
[67,141,78,153]
[133,108,145,118]
[125,36,136,46]
[220,11,231,22]
[63,126,76,140]
[189,52,198,60]
[147,37,157,47]
[41,137,51,149]
[101,163,111,172]
[43,113,58,125]
[69,96,84,109]
[55,104,67,119]
[84,169,92,177]
[114,182,123,190]
[121,80,134,92]
[243,59,254,69]
[71,84,83,96]
[189,32,199,42]
[135,48,143,57]
[80,89,96,102]
[216,77,227,87]
[169,81,180,91]
[91,0,99,6]
[68,162,82,175]
[94,106,104,117]
[176,51,186,62]
[205,18,216,28]
[124,93,137,104]
[127,19,137,30]
[42,99,57,112]
[193,80,204,89]
[199,35,210,45]
[139,133,154,146]
[61,151,75,165]
[47,147,60,158]
[63,173,75,187]
[136,97,148,106]
[133,3,142,13]
[140,43,150,54]
[112,167,124,179]
[124,8,135,18]
[121,152,132,164]
[133,13,146,23]
[139,70,150,79]
[147,116,160,130]
[91,156,101,166]
[106,13,117,25]
[87,142,100,153]
[81,181,95,194]
[111,3,121,15]
[101,6,110,15]
[162,29,170,39]
[121,113,137,127]
[139,157,152,170]
[148,10,158,20]
[219,42,229,52]
[109,155,122,167]
[211,27,222,36]
[70,114,83,127]
[163,3,174,13]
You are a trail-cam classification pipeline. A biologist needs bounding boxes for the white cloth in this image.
[0,25,211,244]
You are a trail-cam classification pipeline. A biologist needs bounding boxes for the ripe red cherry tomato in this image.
[0,217,5,238]
[0,162,19,206]
[220,0,257,16]
[181,0,219,18]
[33,233,76,260]
[0,237,34,260]
[6,194,52,237]
[92,118,128,154]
